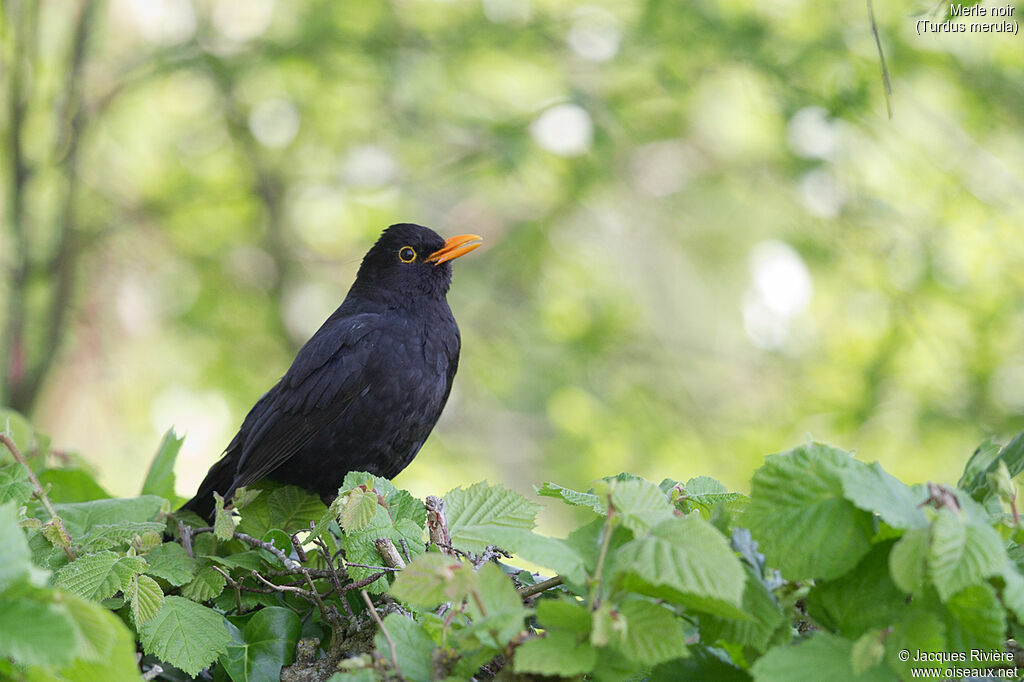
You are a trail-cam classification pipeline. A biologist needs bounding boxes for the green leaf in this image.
[0,409,39,456]
[142,429,184,501]
[0,593,78,668]
[341,505,425,592]
[928,508,1005,601]
[127,573,165,626]
[750,632,890,682]
[444,481,541,554]
[839,461,929,529]
[884,606,947,679]
[182,565,227,602]
[746,443,874,580]
[514,630,597,677]
[806,542,906,638]
[677,476,748,518]
[79,520,167,552]
[464,562,528,648]
[214,493,236,541]
[0,462,33,506]
[608,477,674,535]
[375,614,435,682]
[37,468,112,502]
[959,437,1003,494]
[139,596,231,676]
[61,593,142,680]
[1000,562,1024,622]
[614,516,745,618]
[536,598,592,635]
[55,551,148,601]
[615,599,688,665]
[0,500,32,591]
[510,532,588,585]
[390,552,471,607]
[267,485,327,530]
[338,487,380,532]
[889,527,929,594]
[144,541,200,585]
[850,629,885,676]
[221,606,302,682]
[943,583,1006,651]
[54,495,166,537]
[536,481,605,514]
[701,566,785,652]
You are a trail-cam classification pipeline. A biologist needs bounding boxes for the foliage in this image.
[6,412,1024,680]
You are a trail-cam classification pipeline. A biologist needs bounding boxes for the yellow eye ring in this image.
[398,246,417,263]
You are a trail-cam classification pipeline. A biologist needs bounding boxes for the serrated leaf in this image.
[142,429,183,502]
[145,541,200,585]
[616,599,688,665]
[806,542,906,638]
[221,606,302,682]
[139,596,231,676]
[750,632,890,682]
[54,495,166,537]
[62,593,141,680]
[128,573,165,626]
[182,565,227,602]
[214,493,236,541]
[514,630,597,677]
[608,477,674,535]
[746,443,874,581]
[678,476,748,518]
[38,468,113,502]
[338,487,379,532]
[943,583,1006,651]
[0,500,32,591]
[889,527,929,594]
[55,552,147,601]
[928,508,1005,601]
[267,485,328,530]
[463,562,528,648]
[536,598,592,635]
[850,629,885,676]
[1000,562,1024,622]
[840,461,929,529]
[341,506,425,592]
[444,481,541,554]
[614,516,746,618]
[390,553,471,607]
[701,566,785,652]
[0,462,33,506]
[0,594,78,667]
[510,532,587,585]
[79,521,167,552]
[536,481,605,514]
[375,614,435,682]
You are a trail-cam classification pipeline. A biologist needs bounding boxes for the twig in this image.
[0,433,74,559]
[342,571,391,593]
[374,538,406,569]
[517,575,565,599]
[471,545,512,569]
[362,590,401,678]
[867,0,893,119]
[233,531,301,570]
[426,495,454,556]
[179,521,194,558]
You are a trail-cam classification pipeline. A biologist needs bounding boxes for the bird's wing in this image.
[225,312,384,493]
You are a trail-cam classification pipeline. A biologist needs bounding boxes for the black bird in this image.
[182,223,481,519]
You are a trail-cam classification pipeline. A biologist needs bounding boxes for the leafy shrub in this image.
[2,406,1024,681]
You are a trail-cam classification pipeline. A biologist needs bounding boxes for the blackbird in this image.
[182,223,481,519]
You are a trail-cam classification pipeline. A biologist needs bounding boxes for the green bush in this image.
[2,406,1024,681]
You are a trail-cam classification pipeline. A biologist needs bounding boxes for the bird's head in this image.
[352,223,482,302]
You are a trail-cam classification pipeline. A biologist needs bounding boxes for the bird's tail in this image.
[179,454,235,521]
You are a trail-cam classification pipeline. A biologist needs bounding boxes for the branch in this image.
[517,575,564,600]
[373,538,406,569]
[0,433,75,559]
[362,590,402,678]
[426,496,454,556]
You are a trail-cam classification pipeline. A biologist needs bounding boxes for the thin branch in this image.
[0,433,74,559]
[232,531,301,570]
[867,0,893,119]
[362,590,401,678]
[373,538,406,569]
[517,575,564,599]
[426,495,454,556]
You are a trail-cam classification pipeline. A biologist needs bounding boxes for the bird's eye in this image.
[398,246,417,263]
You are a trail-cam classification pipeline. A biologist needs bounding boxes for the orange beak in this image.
[426,234,483,265]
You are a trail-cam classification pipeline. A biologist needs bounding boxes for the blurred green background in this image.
[2,0,1023,511]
